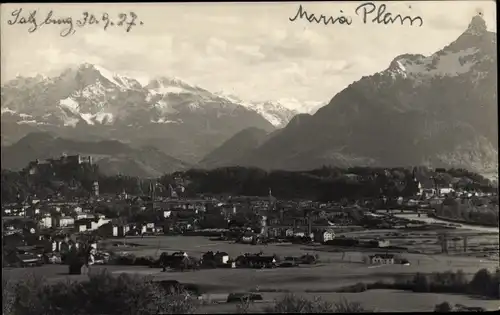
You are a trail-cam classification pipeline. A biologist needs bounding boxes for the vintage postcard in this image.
[1,1,498,314]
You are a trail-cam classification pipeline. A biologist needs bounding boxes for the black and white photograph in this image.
[1,1,499,313]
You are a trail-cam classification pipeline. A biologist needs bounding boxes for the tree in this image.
[434,302,453,312]
[413,273,430,292]
[469,268,493,296]
[4,269,198,315]
[198,213,227,229]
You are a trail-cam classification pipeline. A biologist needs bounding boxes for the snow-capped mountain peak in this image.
[214,91,325,127]
[387,47,480,82]
[145,76,200,94]
[75,63,142,90]
[386,16,493,84]
[1,63,276,163]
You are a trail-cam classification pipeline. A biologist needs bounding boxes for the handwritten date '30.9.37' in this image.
[7,9,144,37]
[78,12,144,31]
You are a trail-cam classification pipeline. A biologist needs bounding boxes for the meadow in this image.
[196,289,500,313]
[4,233,499,313]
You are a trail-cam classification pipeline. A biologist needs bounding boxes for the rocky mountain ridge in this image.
[215,15,497,176]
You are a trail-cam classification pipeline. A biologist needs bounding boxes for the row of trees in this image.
[410,268,500,298]
[356,268,500,298]
[164,166,496,201]
[2,270,370,315]
[2,164,496,203]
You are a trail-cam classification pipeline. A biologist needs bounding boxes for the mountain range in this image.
[200,15,498,177]
[1,64,319,164]
[1,15,497,178]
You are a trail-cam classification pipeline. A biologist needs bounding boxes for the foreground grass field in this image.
[196,289,500,313]
[4,234,499,313]
[6,234,498,292]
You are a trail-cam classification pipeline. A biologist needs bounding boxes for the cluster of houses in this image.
[157,250,278,270]
[146,249,402,272]
[2,188,355,247]
[2,228,99,268]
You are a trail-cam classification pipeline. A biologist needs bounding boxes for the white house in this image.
[376,239,390,248]
[53,216,75,228]
[38,216,52,228]
[215,252,230,264]
[75,213,94,220]
[314,229,335,243]
[439,188,455,196]
[112,224,130,237]
[293,231,306,238]
[369,254,395,265]
[285,228,294,237]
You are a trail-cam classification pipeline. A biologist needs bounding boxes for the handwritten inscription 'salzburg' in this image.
[7,8,145,37]
[289,2,423,27]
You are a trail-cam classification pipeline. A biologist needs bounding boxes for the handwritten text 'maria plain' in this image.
[289,2,424,27]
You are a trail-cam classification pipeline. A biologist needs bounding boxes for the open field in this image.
[4,234,499,312]
[391,213,500,233]
[196,289,500,313]
[4,262,499,313]
[336,228,499,260]
[6,234,497,289]
[100,224,499,261]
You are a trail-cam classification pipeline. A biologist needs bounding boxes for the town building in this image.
[52,216,75,228]
[26,154,93,176]
[314,229,335,243]
[39,216,52,229]
[369,254,395,265]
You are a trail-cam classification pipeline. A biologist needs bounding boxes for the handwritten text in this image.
[6,8,145,37]
[289,2,423,27]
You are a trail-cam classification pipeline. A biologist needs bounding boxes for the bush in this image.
[261,294,372,313]
[413,273,430,292]
[392,268,499,298]
[434,302,453,312]
[333,298,371,313]
[469,268,493,296]
[3,269,199,315]
[434,302,487,312]
[3,277,16,315]
[351,282,368,292]
[134,256,156,266]
[112,254,137,266]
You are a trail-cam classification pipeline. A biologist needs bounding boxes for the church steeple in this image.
[137,179,144,196]
[268,187,277,211]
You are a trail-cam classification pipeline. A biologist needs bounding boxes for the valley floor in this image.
[3,232,499,312]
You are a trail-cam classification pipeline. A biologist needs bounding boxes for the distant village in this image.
[2,154,498,269]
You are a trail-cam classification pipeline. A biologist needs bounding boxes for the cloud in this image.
[1,1,496,107]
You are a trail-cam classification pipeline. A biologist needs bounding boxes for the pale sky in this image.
[0,1,497,106]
